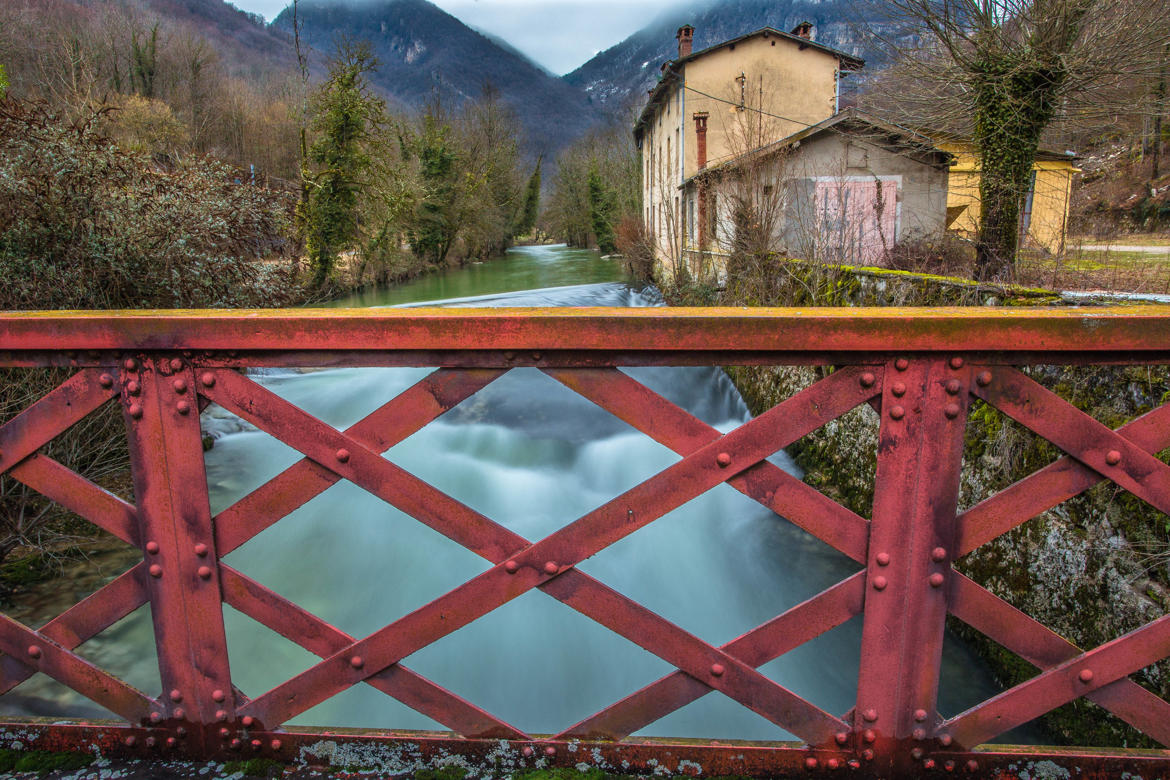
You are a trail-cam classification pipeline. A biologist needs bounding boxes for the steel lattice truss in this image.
[0,308,1169,777]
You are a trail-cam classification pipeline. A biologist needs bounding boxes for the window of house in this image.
[687,196,695,244]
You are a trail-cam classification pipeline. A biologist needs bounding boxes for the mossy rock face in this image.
[668,261,1170,749]
[0,748,93,775]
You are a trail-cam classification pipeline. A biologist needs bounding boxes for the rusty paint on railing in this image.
[0,307,1168,778]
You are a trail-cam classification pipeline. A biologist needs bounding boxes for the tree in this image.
[514,156,541,237]
[299,42,386,287]
[864,0,1170,278]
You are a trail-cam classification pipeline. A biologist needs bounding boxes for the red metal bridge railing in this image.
[1,307,1169,778]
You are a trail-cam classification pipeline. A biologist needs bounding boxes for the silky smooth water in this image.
[3,245,1017,741]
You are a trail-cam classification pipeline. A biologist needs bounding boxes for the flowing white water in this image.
[3,245,1015,741]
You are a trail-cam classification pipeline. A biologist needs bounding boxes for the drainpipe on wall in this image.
[694,112,709,250]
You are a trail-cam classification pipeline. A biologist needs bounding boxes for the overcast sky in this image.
[229,0,666,74]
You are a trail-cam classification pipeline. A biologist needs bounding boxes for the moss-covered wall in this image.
[675,260,1170,748]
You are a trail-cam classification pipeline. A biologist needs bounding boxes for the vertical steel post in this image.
[124,355,235,755]
[854,356,969,774]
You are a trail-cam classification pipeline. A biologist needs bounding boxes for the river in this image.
[1,244,1019,742]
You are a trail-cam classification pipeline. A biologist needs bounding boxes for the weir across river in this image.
[0,249,1169,778]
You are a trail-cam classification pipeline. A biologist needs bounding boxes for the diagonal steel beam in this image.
[557,571,866,740]
[944,612,1170,748]
[0,369,118,475]
[972,367,1170,518]
[545,367,873,563]
[7,454,139,546]
[956,398,1170,556]
[214,368,504,555]
[218,565,528,740]
[948,572,1170,746]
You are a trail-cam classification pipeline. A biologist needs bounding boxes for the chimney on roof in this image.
[791,21,813,40]
[676,25,695,59]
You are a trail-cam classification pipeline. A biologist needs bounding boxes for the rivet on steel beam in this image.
[895,358,909,371]
[198,566,213,580]
[710,663,725,677]
[170,690,182,703]
[336,449,350,463]
[944,403,961,419]
[201,372,216,387]
[860,372,875,388]
[26,645,41,659]
[350,655,364,669]
[966,759,979,772]
[938,734,953,747]
[862,730,876,744]
[915,709,928,722]
[862,749,874,761]
[827,758,840,770]
[176,400,191,415]
[522,747,534,758]
[924,759,937,770]
[252,739,262,750]
[271,739,282,751]
[170,358,183,371]
[945,380,961,395]
[890,406,905,420]
[230,738,242,750]
[913,728,926,740]
[504,560,520,574]
[166,737,176,748]
[212,689,226,702]
[172,707,185,720]
[220,728,231,738]
[241,715,254,728]
[931,547,947,562]
[127,380,140,396]
[100,374,114,389]
[1105,450,1121,466]
[891,382,906,397]
[544,746,556,757]
[862,708,878,722]
[124,358,138,371]
[1079,669,1094,683]
[124,736,137,747]
[975,371,992,387]
[195,544,209,558]
[129,403,143,419]
[149,712,162,724]
[871,576,887,591]
[805,758,818,770]
[149,564,163,578]
[216,710,228,722]
[835,732,848,745]
[876,552,890,566]
[848,760,860,770]
[929,573,945,588]
[945,760,955,772]
[146,736,156,749]
[543,561,559,575]
[911,748,924,760]
[716,452,732,468]
[146,541,160,555]
[949,357,964,369]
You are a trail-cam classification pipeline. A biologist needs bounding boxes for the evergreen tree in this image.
[587,163,616,253]
[514,156,541,236]
[300,42,385,287]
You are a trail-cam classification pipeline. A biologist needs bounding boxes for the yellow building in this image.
[633,23,863,269]
[937,140,1079,255]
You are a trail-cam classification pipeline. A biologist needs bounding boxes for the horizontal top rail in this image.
[3,306,1170,356]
